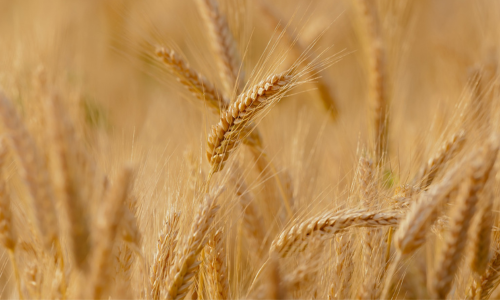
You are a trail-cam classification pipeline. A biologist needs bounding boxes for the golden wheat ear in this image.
[206,229,230,300]
[431,140,498,299]
[156,47,229,112]
[165,187,224,300]
[271,209,400,257]
[207,70,296,175]
[150,211,181,300]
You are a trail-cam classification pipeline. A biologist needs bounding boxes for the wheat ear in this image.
[44,94,91,270]
[206,70,295,174]
[206,229,230,299]
[355,0,389,164]
[467,246,500,300]
[165,187,224,300]
[431,142,498,299]
[255,0,339,120]
[328,234,354,300]
[0,92,58,250]
[150,211,181,300]
[414,130,466,189]
[381,152,475,299]
[468,190,494,276]
[0,139,23,299]
[89,166,134,299]
[271,209,399,257]
[197,0,242,96]
[156,47,229,112]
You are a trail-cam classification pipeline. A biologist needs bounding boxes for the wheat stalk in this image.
[150,211,181,300]
[414,130,466,189]
[44,93,91,270]
[431,141,498,299]
[197,0,242,96]
[206,229,229,300]
[355,0,389,164]
[467,246,500,300]
[0,91,59,250]
[468,191,494,276]
[165,187,224,300]
[89,166,134,299]
[156,47,229,112]
[270,209,399,257]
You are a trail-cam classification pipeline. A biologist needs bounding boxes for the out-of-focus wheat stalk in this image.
[0,92,59,250]
[355,0,389,164]
[89,166,134,299]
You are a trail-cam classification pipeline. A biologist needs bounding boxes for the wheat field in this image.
[0,0,500,299]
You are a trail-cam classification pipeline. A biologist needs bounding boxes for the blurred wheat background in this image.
[1,0,500,299]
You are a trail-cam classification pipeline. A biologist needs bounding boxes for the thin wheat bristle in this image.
[271,209,399,257]
[165,188,224,300]
[431,142,498,299]
[207,70,294,173]
[197,0,242,96]
[156,47,229,112]
[89,166,134,299]
[256,0,339,120]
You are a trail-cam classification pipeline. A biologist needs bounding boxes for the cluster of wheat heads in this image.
[2,0,500,299]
